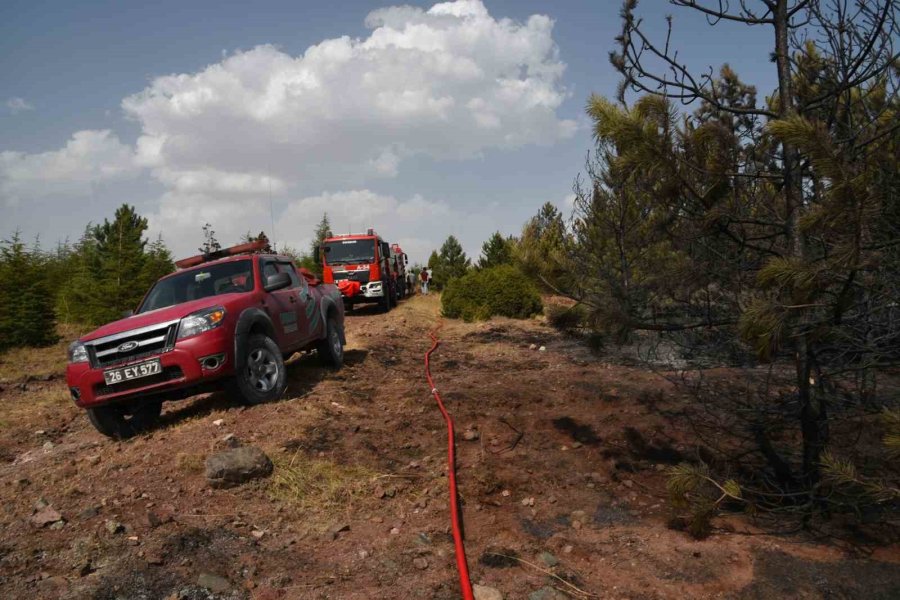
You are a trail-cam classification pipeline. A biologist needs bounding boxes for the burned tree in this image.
[569,0,899,521]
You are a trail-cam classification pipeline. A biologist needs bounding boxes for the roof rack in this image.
[175,239,269,269]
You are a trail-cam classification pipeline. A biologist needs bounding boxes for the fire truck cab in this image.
[320,229,397,312]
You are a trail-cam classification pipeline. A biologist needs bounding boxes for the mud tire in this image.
[316,316,345,369]
[230,334,288,405]
[87,400,162,439]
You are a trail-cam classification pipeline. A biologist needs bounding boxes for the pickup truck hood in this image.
[80,294,245,342]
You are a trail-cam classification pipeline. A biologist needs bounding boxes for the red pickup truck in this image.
[66,242,346,438]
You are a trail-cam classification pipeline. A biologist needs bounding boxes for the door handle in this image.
[289,296,296,303]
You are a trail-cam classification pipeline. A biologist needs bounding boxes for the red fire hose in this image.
[425,321,475,600]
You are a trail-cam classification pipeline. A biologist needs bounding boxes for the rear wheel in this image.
[317,316,344,369]
[87,400,162,439]
[230,334,287,405]
[379,288,391,313]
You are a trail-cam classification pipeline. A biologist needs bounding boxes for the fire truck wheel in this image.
[379,290,391,313]
[317,316,345,368]
[230,334,288,405]
[87,400,162,439]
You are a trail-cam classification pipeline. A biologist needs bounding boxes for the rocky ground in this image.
[1,295,899,599]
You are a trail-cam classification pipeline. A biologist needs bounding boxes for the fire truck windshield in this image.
[324,239,376,265]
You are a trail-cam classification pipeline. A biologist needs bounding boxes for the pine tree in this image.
[90,204,151,323]
[478,232,514,269]
[0,231,59,350]
[515,202,569,289]
[200,223,222,254]
[310,213,332,258]
[427,251,440,271]
[57,225,101,324]
[432,235,470,289]
[140,235,175,292]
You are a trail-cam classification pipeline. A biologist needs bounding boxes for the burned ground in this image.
[0,295,898,599]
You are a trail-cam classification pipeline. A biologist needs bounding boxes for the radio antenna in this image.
[267,165,276,251]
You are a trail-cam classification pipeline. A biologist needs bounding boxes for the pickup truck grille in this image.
[86,320,179,368]
[333,270,370,284]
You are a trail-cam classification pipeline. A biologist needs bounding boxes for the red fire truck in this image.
[319,229,398,312]
[390,243,409,299]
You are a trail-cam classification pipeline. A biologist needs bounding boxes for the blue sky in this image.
[1,0,778,262]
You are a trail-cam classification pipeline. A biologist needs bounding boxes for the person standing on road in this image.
[420,268,430,295]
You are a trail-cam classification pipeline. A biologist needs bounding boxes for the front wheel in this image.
[317,316,344,369]
[87,400,162,439]
[230,334,287,405]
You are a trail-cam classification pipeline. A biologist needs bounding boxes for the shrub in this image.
[442,265,543,322]
[546,302,589,331]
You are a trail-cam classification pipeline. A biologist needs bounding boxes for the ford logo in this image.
[117,341,139,353]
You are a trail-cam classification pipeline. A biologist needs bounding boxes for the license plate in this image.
[103,359,162,386]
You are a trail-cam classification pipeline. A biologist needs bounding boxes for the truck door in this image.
[260,259,304,350]
[276,261,321,345]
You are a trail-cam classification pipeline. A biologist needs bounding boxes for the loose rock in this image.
[31,507,63,528]
[78,506,100,520]
[105,520,125,534]
[463,429,480,441]
[412,557,429,570]
[197,573,231,593]
[214,433,241,450]
[473,584,504,600]
[529,587,565,600]
[205,446,273,488]
[537,551,558,567]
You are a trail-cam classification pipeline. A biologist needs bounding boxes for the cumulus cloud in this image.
[0,130,139,206]
[279,189,454,260]
[124,0,574,188]
[5,97,34,114]
[3,1,576,260]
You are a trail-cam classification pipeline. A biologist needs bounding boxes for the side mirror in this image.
[265,272,292,292]
[121,309,134,318]
[404,254,408,265]
[314,245,321,265]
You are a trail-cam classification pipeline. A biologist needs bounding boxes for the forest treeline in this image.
[0,205,173,351]
[0,207,333,353]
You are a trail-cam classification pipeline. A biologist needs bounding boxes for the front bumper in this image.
[66,328,233,408]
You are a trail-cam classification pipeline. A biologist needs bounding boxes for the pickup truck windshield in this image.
[138,259,254,313]
[324,239,376,264]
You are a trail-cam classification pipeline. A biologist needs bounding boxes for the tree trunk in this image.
[773,0,828,482]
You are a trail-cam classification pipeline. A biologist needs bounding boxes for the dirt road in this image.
[1,295,899,599]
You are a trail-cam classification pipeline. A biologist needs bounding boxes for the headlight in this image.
[68,341,89,364]
[177,306,226,340]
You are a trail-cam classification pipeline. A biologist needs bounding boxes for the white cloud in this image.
[5,97,34,114]
[3,1,576,262]
[0,130,139,206]
[278,189,453,257]
[123,0,574,191]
